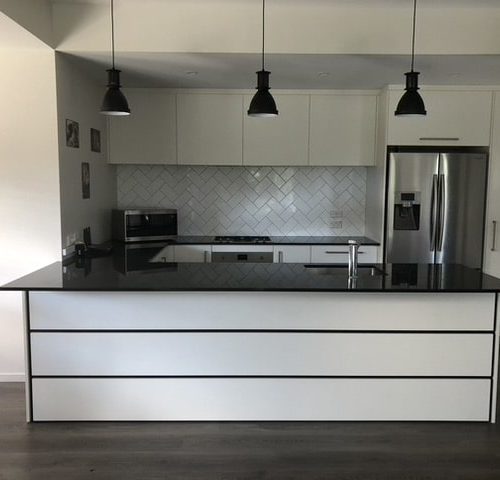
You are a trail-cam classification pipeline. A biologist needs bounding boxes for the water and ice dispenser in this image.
[393,192,421,231]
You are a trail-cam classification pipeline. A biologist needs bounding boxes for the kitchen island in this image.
[2,256,500,423]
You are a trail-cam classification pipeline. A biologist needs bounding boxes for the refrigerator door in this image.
[386,152,440,264]
[434,153,487,268]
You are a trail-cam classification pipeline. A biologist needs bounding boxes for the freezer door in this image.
[386,152,440,264]
[434,153,487,268]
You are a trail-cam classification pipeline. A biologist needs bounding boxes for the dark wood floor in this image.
[2,383,500,480]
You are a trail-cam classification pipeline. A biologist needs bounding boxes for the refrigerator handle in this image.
[430,174,438,251]
[437,174,446,252]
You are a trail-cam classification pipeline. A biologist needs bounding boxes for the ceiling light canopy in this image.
[100,0,130,116]
[248,0,278,118]
[395,0,426,117]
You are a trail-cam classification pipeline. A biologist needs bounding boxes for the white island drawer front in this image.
[32,378,491,421]
[31,332,493,377]
[28,292,495,331]
[311,245,378,263]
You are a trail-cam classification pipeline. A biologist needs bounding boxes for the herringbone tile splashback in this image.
[117,165,366,236]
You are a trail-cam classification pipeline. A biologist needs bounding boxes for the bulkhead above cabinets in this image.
[108,90,379,167]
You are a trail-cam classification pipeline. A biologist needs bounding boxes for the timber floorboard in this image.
[1,383,500,480]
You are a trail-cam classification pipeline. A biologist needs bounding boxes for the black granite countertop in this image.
[2,254,500,292]
[163,236,380,246]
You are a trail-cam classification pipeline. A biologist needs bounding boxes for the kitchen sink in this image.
[304,264,386,277]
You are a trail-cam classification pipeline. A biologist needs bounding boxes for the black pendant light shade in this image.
[101,69,130,116]
[248,0,278,117]
[395,0,426,117]
[395,71,427,116]
[248,70,278,117]
[100,0,130,116]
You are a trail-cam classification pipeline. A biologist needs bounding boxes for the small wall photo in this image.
[65,119,79,148]
[81,162,90,199]
[90,128,101,153]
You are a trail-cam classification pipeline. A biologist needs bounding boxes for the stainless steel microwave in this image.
[112,209,177,242]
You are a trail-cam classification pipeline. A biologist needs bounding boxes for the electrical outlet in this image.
[329,210,343,219]
[331,220,343,229]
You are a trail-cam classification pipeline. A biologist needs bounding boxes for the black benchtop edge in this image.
[5,287,499,293]
[160,236,381,246]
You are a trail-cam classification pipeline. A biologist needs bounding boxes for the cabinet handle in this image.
[492,221,498,252]
[419,137,460,141]
[324,251,365,254]
[278,251,284,263]
[204,251,209,263]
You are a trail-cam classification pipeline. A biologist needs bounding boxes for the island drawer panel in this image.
[31,332,493,376]
[31,378,491,421]
[28,292,496,331]
[311,245,378,264]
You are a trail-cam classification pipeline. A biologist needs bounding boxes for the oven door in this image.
[212,252,274,263]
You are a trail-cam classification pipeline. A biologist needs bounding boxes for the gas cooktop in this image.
[214,236,272,244]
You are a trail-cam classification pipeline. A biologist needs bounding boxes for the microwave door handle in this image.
[430,174,438,252]
[437,174,446,252]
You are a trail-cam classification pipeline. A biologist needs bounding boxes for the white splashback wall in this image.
[117,165,366,236]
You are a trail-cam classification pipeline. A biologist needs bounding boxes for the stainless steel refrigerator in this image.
[384,148,488,268]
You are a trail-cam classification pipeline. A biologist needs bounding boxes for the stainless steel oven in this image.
[211,251,274,263]
[112,209,177,242]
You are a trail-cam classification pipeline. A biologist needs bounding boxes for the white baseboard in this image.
[0,373,25,382]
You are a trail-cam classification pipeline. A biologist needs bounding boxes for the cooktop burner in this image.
[214,236,272,244]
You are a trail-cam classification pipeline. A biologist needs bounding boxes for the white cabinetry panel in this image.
[108,89,176,164]
[177,93,243,165]
[31,332,493,377]
[273,245,311,263]
[174,245,211,263]
[309,94,377,166]
[29,292,495,331]
[32,378,491,421]
[483,92,500,278]
[243,94,309,166]
[311,245,378,264]
[388,90,492,146]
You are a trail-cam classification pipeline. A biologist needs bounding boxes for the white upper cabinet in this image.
[483,92,500,278]
[177,93,243,166]
[387,90,493,146]
[243,94,310,166]
[309,94,377,166]
[108,89,177,164]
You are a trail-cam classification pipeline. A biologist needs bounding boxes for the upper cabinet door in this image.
[309,94,377,166]
[483,92,500,278]
[108,89,177,164]
[243,94,309,166]
[177,93,243,166]
[388,90,493,146]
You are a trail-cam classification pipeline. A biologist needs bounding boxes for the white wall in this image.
[0,49,61,381]
[56,53,116,246]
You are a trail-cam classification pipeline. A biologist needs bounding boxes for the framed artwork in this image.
[90,128,101,153]
[81,162,90,199]
[65,119,79,148]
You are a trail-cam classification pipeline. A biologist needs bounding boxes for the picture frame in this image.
[81,162,90,199]
[90,128,101,153]
[65,119,79,148]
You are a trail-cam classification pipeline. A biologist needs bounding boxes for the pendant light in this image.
[395,0,426,116]
[100,0,130,116]
[248,0,278,117]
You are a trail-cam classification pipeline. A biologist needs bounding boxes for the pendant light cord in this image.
[111,0,115,69]
[261,0,265,71]
[410,0,417,72]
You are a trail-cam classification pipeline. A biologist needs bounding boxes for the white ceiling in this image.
[0,12,48,50]
[50,0,500,6]
[65,52,500,89]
